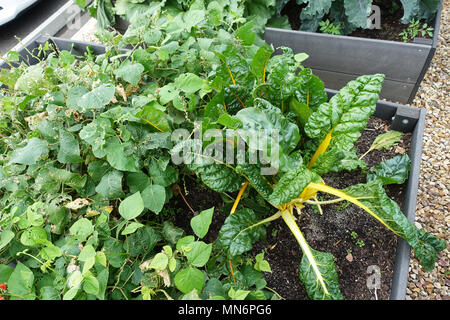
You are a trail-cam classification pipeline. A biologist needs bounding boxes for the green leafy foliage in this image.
[1,1,445,302]
[218,209,266,257]
[367,153,411,185]
[344,180,446,271]
[299,248,343,300]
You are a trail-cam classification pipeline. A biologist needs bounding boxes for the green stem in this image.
[232,211,282,242]
[358,148,372,160]
[17,251,65,280]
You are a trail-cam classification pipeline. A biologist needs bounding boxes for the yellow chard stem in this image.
[308,130,333,169]
[280,209,329,296]
[306,183,400,236]
[230,182,249,215]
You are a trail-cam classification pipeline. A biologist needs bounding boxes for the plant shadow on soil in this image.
[172,116,411,300]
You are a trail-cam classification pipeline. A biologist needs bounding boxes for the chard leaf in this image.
[342,180,446,271]
[263,47,299,105]
[234,99,301,157]
[305,74,384,171]
[218,209,265,257]
[214,45,253,88]
[281,210,343,300]
[171,139,244,193]
[310,148,367,175]
[367,154,411,185]
[299,247,344,300]
[294,68,328,111]
[268,165,321,206]
[305,74,384,143]
[251,44,274,83]
[235,163,273,200]
[366,130,403,153]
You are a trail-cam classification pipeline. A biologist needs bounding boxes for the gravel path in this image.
[407,0,450,300]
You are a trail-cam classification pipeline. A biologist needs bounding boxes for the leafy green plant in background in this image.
[318,19,342,35]
[77,0,291,35]
[76,0,441,39]
[271,0,440,35]
[399,18,434,42]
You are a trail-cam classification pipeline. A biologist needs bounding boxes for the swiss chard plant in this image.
[170,37,446,299]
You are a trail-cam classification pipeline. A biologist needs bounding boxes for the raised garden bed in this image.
[1,29,445,301]
[264,0,443,104]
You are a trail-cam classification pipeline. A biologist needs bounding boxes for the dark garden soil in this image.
[172,116,412,300]
[280,0,434,43]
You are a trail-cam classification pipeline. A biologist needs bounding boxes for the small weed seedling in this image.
[399,19,434,42]
[319,19,342,35]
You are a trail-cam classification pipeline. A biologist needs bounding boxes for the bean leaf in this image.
[119,192,145,220]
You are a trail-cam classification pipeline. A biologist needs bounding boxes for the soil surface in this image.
[280,0,435,43]
[172,116,412,300]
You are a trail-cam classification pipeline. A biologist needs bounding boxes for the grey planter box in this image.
[264,1,442,105]
[0,36,426,300]
[61,1,442,104]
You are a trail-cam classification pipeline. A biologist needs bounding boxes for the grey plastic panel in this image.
[315,69,415,104]
[264,27,431,84]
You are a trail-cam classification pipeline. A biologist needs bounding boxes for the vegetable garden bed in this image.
[0,5,445,300]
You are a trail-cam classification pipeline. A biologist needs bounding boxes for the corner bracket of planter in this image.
[391,106,420,132]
